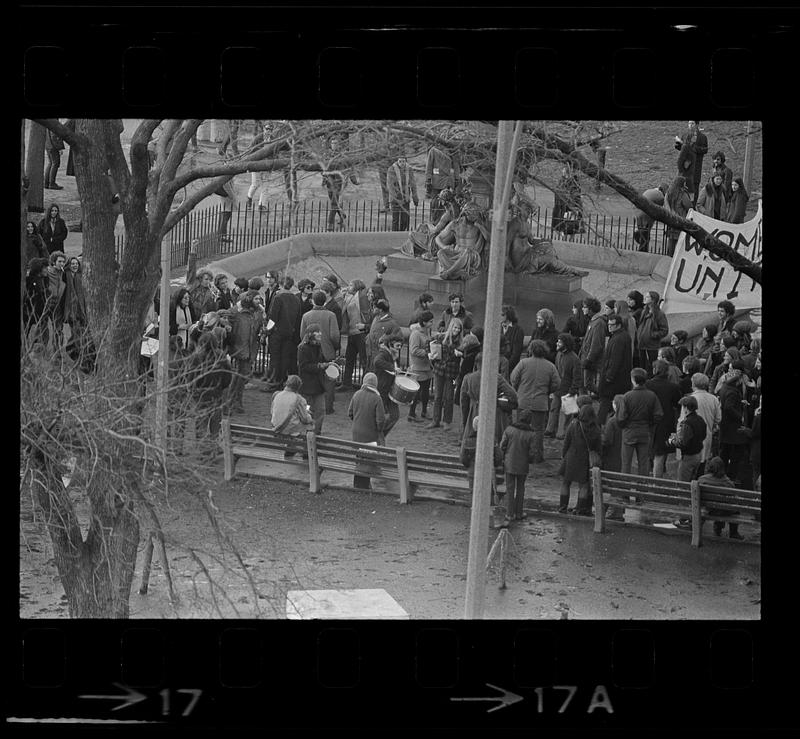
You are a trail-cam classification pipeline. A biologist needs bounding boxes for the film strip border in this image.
[12,622,774,728]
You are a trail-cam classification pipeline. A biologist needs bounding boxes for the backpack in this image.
[669,419,694,450]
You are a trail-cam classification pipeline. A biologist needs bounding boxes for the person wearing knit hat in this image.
[348,372,387,488]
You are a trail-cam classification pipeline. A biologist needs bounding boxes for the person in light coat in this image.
[408,310,434,422]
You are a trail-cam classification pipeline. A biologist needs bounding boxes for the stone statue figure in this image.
[506,186,588,278]
[435,201,490,281]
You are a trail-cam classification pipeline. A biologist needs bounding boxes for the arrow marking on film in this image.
[450,683,524,713]
[79,683,148,712]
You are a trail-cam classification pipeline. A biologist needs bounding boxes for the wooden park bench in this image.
[590,467,761,547]
[221,420,500,504]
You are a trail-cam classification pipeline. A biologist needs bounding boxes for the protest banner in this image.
[661,201,762,314]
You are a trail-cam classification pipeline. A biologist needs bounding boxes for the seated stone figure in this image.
[506,188,588,278]
[435,201,490,281]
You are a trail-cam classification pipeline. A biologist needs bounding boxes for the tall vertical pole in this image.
[463,121,521,619]
[742,120,755,193]
[155,235,171,457]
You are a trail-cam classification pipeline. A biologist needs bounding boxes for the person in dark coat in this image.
[635,291,669,375]
[455,326,483,400]
[617,368,663,476]
[646,359,683,478]
[266,276,302,389]
[348,373,386,488]
[578,297,606,395]
[24,257,51,341]
[559,404,601,515]
[726,177,750,224]
[320,280,344,331]
[690,123,709,208]
[500,304,525,374]
[437,293,474,334]
[674,395,708,482]
[297,323,331,435]
[711,151,734,202]
[602,394,626,520]
[500,408,537,522]
[44,127,66,189]
[633,184,667,252]
[563,299,589,354]
[214,274,234,311]
[460,351,518,451]
[597,314,633,426]
[372,331,404,441]
[626,290,645,326]
[716,360,749,487]
[664,175,693,257]
[226,292,263,414]
[188,332,232,445]
[546,333,582,439]
[674,121,699,193]
[38,203,68,255]
[528,308,559,362]
[460,415,505,507]
[698,456,743,539]
[297,278,316,316]
[24,220,48,266]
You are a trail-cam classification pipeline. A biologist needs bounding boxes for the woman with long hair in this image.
[559,403,601,515]
[426,317,464,431]
[726,177,750,224]
[664,176,693,256]
[614,300,636,358]
[170,288,193,350]
[24,220,48,266]
[563,299,589,353]
[696,172,728,220]
[38,203,68,255]
[62,257,87,329]
[528,307,559,361]
[695,324,717,368]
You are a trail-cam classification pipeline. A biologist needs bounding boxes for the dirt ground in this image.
[19,378,761,620]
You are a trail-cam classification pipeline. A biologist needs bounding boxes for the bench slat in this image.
[600,486,693,507]
[601,471,693,490]
[231,446,306,464]
[701,493,761,507]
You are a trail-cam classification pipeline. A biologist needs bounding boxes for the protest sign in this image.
[661,201,762,314]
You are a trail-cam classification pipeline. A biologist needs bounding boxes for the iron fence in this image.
[113,198,670,268]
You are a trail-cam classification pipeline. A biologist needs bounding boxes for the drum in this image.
[389,375,420,405]
[325,363,341,381]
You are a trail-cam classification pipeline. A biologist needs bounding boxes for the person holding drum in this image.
[300,290,341,415]
[373,330,406,440]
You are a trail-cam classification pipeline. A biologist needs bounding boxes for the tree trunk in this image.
[25,121,45,214]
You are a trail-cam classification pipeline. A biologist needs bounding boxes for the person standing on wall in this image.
[425,145,459,225]
[387,155,419,232]
[44,126,66,190]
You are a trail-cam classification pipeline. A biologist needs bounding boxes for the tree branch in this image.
[31,118,86,150]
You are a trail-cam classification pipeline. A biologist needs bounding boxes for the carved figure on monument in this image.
[400,187,465,261]
[506,186,588,278]
[435,201,489,281]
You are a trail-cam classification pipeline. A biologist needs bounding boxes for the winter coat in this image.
[268,290,302,340]
[300,306,340,361]
[45,266,67,306]
[460,369,518,447]
[556,350,582,397]
[712,162,734,201]
[696,182,728,220]
[387,160,418,205]
[510,356,560,412]
[635,303,669,351]
[215,289,233,311]
[678,389,721,462]
[500,422,537,475]
[678,411,707,457]
[185,252,218,320]
[297,341,326,396]
[432,338,463,380]
[500,324,525,373]
[24,273,49,325]
[62,270,87,326]
[372,347,397,400]
[564,311,589,349]
[228,308,262,361]
[646,375,682,455]
[438,306,474,333]
[578,312,606,370]
[348,387,386,443]
[676,141,697,191]
[601,415,623,472]
[561,418,601,484]
[425,146,459,191]
[717,378,747,445]
[617,385,663,444]
[598,330,632,399]
[323,297,343,331]
[408,325,433,381]
[342,291,370,336]
[366,312,400,369]
[25,232,48,266]
[726,190,749,224]
[38,215,67,255]
[189,353,232,407]
[271,388,313,436]
[692,131,709,188]
[528,326,559,362]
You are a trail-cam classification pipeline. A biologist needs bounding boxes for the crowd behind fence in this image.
[114,199,670,268]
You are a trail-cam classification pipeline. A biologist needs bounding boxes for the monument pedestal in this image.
[382,252,587,330]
